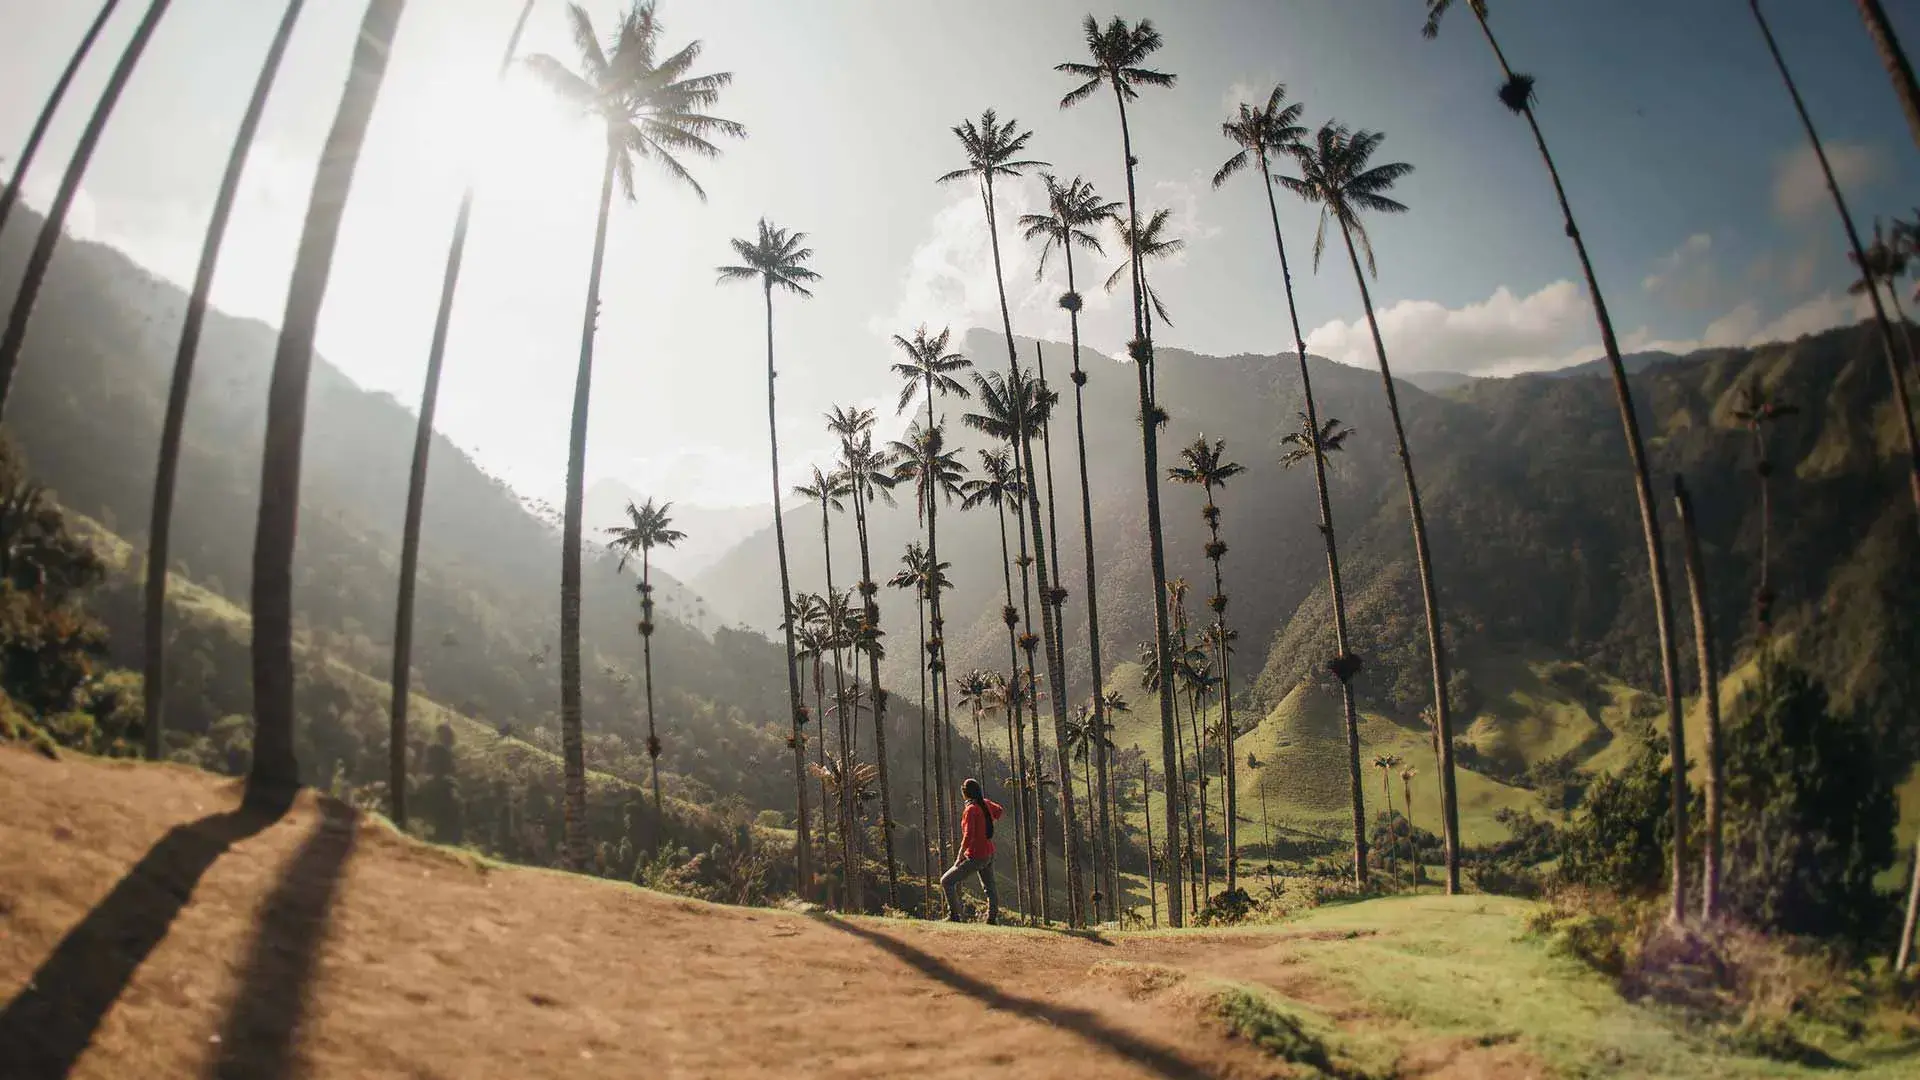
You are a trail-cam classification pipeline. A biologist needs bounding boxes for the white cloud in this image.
[1304,279,1595,375]
[1642,232,1719,307]
[1772,141,1886,221]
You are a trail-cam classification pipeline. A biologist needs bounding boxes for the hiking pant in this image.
[941,855,998,922]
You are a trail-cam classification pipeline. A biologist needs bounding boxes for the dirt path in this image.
[0,748,1351,1079]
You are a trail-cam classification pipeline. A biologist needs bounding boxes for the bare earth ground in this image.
[3,747,1899,1079]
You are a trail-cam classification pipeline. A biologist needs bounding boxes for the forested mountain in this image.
[699,324,1920,751]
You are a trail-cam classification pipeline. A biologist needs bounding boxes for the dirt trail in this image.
[0,748,1388,1079]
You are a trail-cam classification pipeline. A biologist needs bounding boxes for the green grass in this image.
[1262,895,1916,1078]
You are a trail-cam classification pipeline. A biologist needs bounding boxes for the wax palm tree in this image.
[792,597,833,854]
[1167,435,1247,892]
[1021,172,1122,916]
[1425,0,1695,910]
[1371,753,1403,881]
[1673,476,1723,920]
[793,465,851,900]
[1280,122,1457,891]
[716,214,817,889]
[1058,12,1183,926]
[0,0,175,415]
[889,541,940,910]
[1730,383,1799,635]
[1104,208,1184,389]
[829,407,902,906]
[966,366,1086,925]
[0,1,120,240]
[606,497,685,821]
[388,1,534,811]
[530,1,740,869]
[143,0,306,765]
[244,0,407,802]
[961,445,1037,914]
[1853,0,1920,153]
[938,109,1046,379]
[888,418,968,861]
[1850,222,1918,378]
[956,669,996,781]
[818,586,863,906]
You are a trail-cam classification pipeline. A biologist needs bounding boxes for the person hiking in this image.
[941,777,1003,923]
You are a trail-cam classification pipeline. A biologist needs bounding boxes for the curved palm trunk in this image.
[388,0,532,819]
[1673,476,1722,919]
[1013,493,1050,922]
[557,143,619,870]
[145,0,304,765]
[1339,219,1462,893]
[1109,87,1184,928]
[249,0,405,801]
[849,478,899,908]
[1474,8,1684,912]
[641,550,663,827]
[1754,0,1920,949]
[1855,0,1920,153]
[0,0,120,240]
[994,500,1034,919]
[765,283,814,898]
[1061,245,1116,921]
[0,0,172,416]
[1256,142,1368,889]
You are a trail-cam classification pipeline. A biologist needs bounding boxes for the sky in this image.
[2,0,1917,513]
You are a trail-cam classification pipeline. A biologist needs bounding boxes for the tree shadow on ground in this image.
[0,786,297,1078]
[810,913,1212,1080]
[210,796,359,1079]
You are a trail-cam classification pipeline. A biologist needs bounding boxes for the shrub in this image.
[1554,729,1675,897]
[1197,887,1254,925]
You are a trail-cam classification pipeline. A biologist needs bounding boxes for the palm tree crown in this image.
[1020,174,1120,281]
[606,497,685,567]
[960,447,1026,513]
[962,368,1054,446]
[717,217,820,294]
[1167,435,1246,489]
[1057,15,1176,108]
[890,326,973,415]
[1103,208,1184,323]
[937,108,1047,187]
[1276,123,1413,276]
[1281,413,1355,468]
[526,2,743,201]
[1213,84,1308,189]
[888,421,967,522]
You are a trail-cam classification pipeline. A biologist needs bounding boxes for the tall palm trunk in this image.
[994,500,1034,919]
[817,498,857,910]
[920,386,952,864]
[1400,773,1415,887]
[812,656,830,857]
[1013,493,1050,922]
[765,282,813,898]
[1061,245,1117,921]
[1751,0,1920,952]
[1256,141,1368,890]
[0,0,172,415]
[1012,380,1084,927]
[388,0,532,818]
[1336,217,1464,892]
[0,0,120,240]
[1750,419,1776,635]
[916,587,932,912]
[1186,675,1209,903]
[144,0,304,764]
[849,473,899,907]
[1202,478,1239,893]
[1381,766,1396,882]
[640,549,663,826]
[1673,476,1723,919]
[1471,8,1682,913]
[1109,86,1183,926]
[249,0,405,801]
[1035,341,1089,903]
[1855,0,1920,153]
[557,143,618,869]
[1143,759,1158,927]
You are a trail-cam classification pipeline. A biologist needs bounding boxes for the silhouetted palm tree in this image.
[1730,383,1799,635]
[1399,764,1418,887]
[1278,409,1370,881]
[888,541,943,911]
[1168,435,1247,892]
[1021,172,1123,916]
[388,0,534,813]
[829,406,902,907]
[144,0,307,765]
[606,497,685,822]
[0,1,120,239]
[533,0,740,869]
[1104,208,1184,393]
[717,214,816,889]
[938,109,1045,378]
[1058,11,1183,926]
[793,465,851,902]
[1371,753,1403,881]
[1280,122,1455,891]
[1426,0,1692,909]
[966,366,1086,925]
[1853,0,1920,152]
[247,0,407,802]
[0,0,175,415]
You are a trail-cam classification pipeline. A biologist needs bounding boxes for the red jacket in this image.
[960,797,1004,860]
